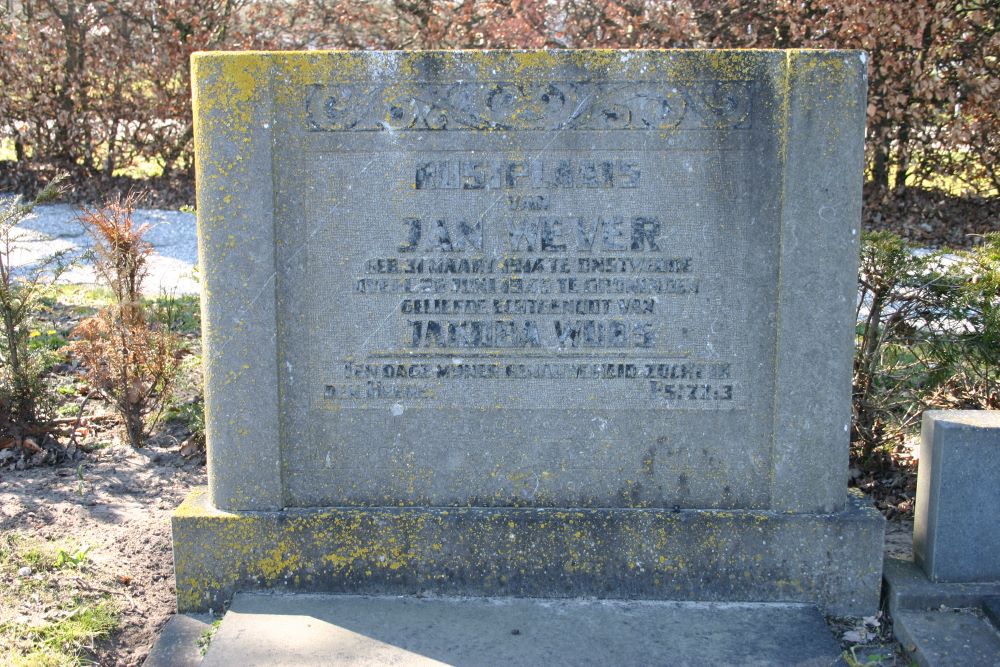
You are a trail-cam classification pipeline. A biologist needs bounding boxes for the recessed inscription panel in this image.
[304,149,751,411]
[273,67,782,508]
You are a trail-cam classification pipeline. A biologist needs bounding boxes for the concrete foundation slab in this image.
[199,593,844,667]
[892,610,1000,667]
[142,613,214,667]
[883,558,1000,615]
[884,558,1000,666]
[173,487,883,616]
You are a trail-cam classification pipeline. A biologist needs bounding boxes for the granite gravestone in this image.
[914,410,1000,583]
[882,411,1000,665]
[173,50,884,615]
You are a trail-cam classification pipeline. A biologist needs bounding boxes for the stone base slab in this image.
[883,558,1000,666]
[891,609,1000,667]
[883,557,1000,614]
[142,613,214,667]
[200,593,844,667]
[172,487,883,615]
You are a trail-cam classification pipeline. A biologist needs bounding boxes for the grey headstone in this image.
[193,50,865,514]
[914,410,1000,583]
[176,50,883,615]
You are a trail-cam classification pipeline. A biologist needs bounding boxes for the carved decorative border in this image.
[304,80,752,132]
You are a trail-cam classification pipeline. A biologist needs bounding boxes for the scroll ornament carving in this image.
[305,81,751,132]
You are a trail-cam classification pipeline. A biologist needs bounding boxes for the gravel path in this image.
[10,203,198,295]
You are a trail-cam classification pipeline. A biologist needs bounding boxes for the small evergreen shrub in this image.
[854,231,1000,464]
[0,177,68,433]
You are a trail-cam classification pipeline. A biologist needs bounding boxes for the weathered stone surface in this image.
[180,49,882,614]
[192,50,865,514]
[199,593,844,667]
[173,487,882,615]
[914,410,1000,583]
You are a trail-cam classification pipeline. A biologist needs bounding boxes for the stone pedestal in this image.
[174,488,882,615]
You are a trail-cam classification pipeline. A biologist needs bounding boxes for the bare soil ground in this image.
[0,163,195,212]
[862,183,1000,250]
[1,288,205,665]
[1,440,205,666]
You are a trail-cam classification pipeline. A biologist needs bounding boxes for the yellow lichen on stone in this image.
[257,542,303,580]
[192,52,270,151]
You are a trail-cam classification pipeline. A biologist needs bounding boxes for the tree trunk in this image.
[123,403,144,448]
[893,124,910,192]
[871,141,890,194]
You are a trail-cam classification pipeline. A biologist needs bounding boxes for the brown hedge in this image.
[1,1,997,201]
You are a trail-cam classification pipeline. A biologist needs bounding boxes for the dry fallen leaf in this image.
[179,439,199,458]
[842,629,869,643]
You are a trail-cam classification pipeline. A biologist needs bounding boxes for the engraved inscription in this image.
[311,147,750,410]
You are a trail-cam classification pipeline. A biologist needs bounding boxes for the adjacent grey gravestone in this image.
[914,410,1000,583]
[883,410,1000,666]
[172,49,884,616]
